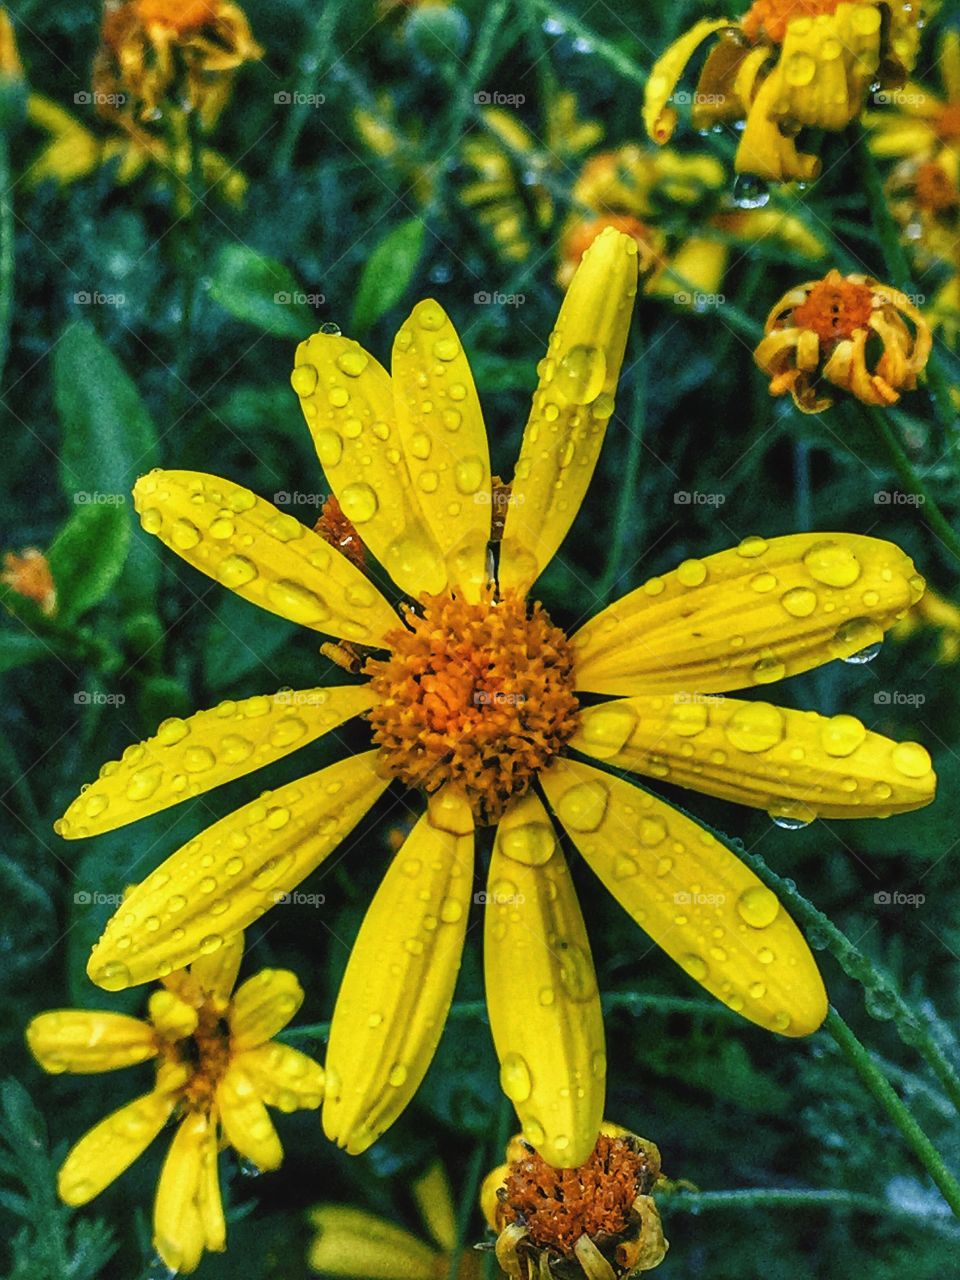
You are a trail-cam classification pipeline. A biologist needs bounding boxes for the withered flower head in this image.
[754,268,932,412]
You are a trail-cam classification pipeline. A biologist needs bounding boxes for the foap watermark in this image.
[274,290,326,308]
[873,89,929,108]
[274,90,326,107]
[271,890,327,907]
[874,690,926,708]
[74,90,126,107]
[474,290,525,307]
[273,490,327,508]
[874,890,925,908]
[673,691,724,705]
[674,490,726,507]
[74,690,126,707]
[74,490,125,506]
[672,90,727,107]
[473,489,525,506]
[74,890,123,906]
[74,290,125,307]
[675,890,726,907]
[275,689,334,707]
[473,690,526,707]
[474,90,526,106]
[674,291,725,311]
[474,889,526,906]
[874,490,925,506]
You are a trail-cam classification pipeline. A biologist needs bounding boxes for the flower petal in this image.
[291,332,450,598]
[484,791,605,1167]
[229,969,304,1051]
[217,1061,283,1171]
[541,758,827,1036]
[233,1041,325,1111]
[412,1160,457,1253]
[57,685,376,839]
[88,752,389,991]
[189,931,245,1009]
[58,1091,173,1205]
[323,787,473,1155]
[154,1111,221,1274]
[571,697,935,820]
[737,70,821,183]
[642,18,737,145]
[306,1206,441,1280]
[27,1011,157,1073]
[773,4,881,131]
[390,301,493,601]
[572,533,925,696]
[499,227,639,594]
[133,470,397,644]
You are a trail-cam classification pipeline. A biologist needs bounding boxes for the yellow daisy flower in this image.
[755,268,932,411]
[308,1160,480,1279]
[556,142,825,295]
[866,29,960,166]
[25,933,324,1274]
[481,1123,668,1278]
[59,228,935,1171]
[644,0,920,182]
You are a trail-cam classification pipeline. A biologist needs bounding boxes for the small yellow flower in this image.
[2,547,56,616]
[25,934,324,1274]
[644,0,920,182]
[94,0,262,129]
[308,1160,480,1279]
[58,229,935,1171]
[893,586,960,664]
[755,268,932,411]
[481,1123,668,1278]
[0,6,23,82]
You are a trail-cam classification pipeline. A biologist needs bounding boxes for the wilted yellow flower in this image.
[644,0,920,182]
[308,1160,479,1279]
[58,229,935,1172]
[1,547,56,616]
[25,933,324,1274]
[481,1124,668,1278]
[755,268,932,411]
[94,0,262,129]
[557,142,824,296]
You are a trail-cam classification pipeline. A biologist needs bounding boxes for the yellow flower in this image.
[0,6,23,82]
[755,268,932,411]
[308,1160,480,1279]
[481,1123,668,1277]
[2,547,56,616]
[59,228,935,1170]
[644,0,920,182]
[893,586,960,664]
[94,0,262,129]
[25,933,324,1274]
[556,142,825,295]
[460,93,602,261]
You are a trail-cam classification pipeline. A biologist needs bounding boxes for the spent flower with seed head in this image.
[644,0,921,182]
[754,269,932,411]
[57,228,935,1172]
[25,933,323,1274]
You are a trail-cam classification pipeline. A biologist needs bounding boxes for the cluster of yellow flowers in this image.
[15,0,955,1276]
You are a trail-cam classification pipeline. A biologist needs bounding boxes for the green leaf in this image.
[0,629,54,673]
[352,218,426,332]
[47,503,130,624]
[53,320,158,503]
[203,591,297,688]
[208,244,315,340]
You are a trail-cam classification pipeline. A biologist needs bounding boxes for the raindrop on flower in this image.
[732,174,770,208]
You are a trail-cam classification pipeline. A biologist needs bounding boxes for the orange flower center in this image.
[498,1135,655,1256]
[563,215,658,271]
[913,160,960,213]
[135,0,216,32]
[155,991,232,1111]
[364,590,579,825]
[741,0,852,43]
[935,102,960,142]
[792,275,875,342]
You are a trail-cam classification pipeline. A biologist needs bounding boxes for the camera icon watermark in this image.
[273,490,327,507]
[874,889,925,908]
[674,890,726,907]
[874,690,926,707]
[271,890,326,907]
[74,691,126,707]
[74,90,127,107]
[473,290,526,307]
[274,90,326,107]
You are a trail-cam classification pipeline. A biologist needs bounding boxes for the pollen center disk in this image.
[792,275,875,343]
[364,589,579,826]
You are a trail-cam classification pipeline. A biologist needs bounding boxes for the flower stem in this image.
[526,0,649,87]
[274,0,347,175]
[447,1141,486,1280]
[0,130,12,387]
[825,1006,960,1220]
[599,321,647,604]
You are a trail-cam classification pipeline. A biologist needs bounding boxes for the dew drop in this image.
[555,780,609,832]
[500,1052,532,1102]
[736,885,780,929]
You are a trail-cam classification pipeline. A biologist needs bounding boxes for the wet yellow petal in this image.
[233,1041,325,1110]
[154,1111,221,1274]
[541,758,827,1036]
[737,71,821,182]
[26,1010,157,1073]
[572,696,935,820]
[149,989,199,1041]
[773,3,881,131]
[88,752,389,991]
[58,1091,173,1204]
[391,301,492,601]
[217,1061,283,1171]
[484,792,605,1167]
[291,332,449,598]
[189,931,245,1009]
[57,685,375,839]
[197,1122,226,1256]
[133,470,397,644]
[412,1160,457,1253]
[572,533,924,696]
[643,19,736,144]
[500,227,639,593]
[323,788,473,1155]
[229,969,304,1050]
[307,1206,441,1280]
[646,236,727,300]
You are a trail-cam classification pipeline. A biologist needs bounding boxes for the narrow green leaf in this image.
[47,503,130,624]
[352,218,426,331]
[208,244,316,339]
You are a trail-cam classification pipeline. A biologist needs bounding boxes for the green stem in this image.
[527,0,649,87]
[661,1186,958,1235]
[825,1007,960,1219]
[0,130,12,387]
[599,323,646,603]
[446,1142,486,1280]
[737,844,960,1118]
[274,0,347,175]
[861,402,960,567]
